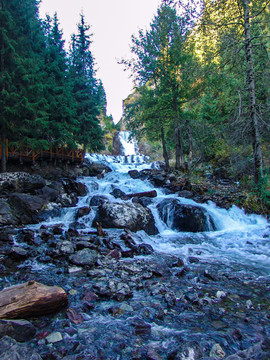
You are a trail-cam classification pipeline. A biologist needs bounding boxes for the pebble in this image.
[68,266,83,274]
[46,332,63,344]
[216,290,226,299]
[210,343,226,358]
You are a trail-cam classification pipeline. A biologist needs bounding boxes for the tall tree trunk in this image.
[1,130,6,173]
[243,0,263,183]
[160,125,170,170]
[187,121,193,173]
[173,95,184,170]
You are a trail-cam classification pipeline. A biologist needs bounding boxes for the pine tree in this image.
[43,13,76,148]
[69,15,104,154]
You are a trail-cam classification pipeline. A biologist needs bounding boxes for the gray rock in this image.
[58,241,75,255]
[87,162,112,177]
[0,336,42,360]
[75,206,91,219]
[69,248,98,266]
[0,172,45,195]
[157,199,216,232]
[10,246,29,260]
[45,331,63,344]
[93,202,158,235]
[0,320,36,342]
[0,200,18,226]
[8,193,46,224]
[90,195,108,206]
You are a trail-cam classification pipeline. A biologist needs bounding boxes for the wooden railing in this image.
[0,140,84,163]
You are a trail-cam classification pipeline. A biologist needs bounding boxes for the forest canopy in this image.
[122,0,270,188]
[0,0,109,171]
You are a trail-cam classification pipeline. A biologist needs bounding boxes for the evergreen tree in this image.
[43,13,76,148]
[69,15,104,154]
[0,0,48,171]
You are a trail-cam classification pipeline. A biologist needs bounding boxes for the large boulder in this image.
[93,202,158,235]
[8,193,47,224]
[0,173,45,195]
[0,200,18,226]
[157,199,216,232]
[85,162,112,177]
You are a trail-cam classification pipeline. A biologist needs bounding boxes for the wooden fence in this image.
[0,139,84,163]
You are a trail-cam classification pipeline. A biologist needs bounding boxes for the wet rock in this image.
[210,343,225,358]
[0,336,42,359]
[52,225,64,235]
[45,331,63,343]
[87,162,112,177]
[178,190,193,199]
[137,243,154,255]
[75,206,91,219]
[129,317,151,336]
[66,308,84,325]
[107,249,121,260]
[157,199,216,232]
[68,266,83,274]
[93,202,158,235]
[0,200,18,226]
[58,241,75,255]
[69,248,98,267]
[90,195,108,206]
[128,170,140,179]
[10,246,29,260]
[188,256,200,264]
[0,319,36,342]
[8,193,46,224]
[151,173,166,187]
[36,185,59,202]
[17,229,35,244]
[110,188,127,199]
[146,346,163,360]
[0,172,45,195]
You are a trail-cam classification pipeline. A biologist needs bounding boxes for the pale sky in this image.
[39,0,162,123]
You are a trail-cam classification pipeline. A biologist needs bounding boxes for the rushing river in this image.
[44,152,269,279]
[6,136,270,359]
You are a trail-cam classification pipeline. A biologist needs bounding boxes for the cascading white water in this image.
[118,131,139,156]
[43,153,269,276]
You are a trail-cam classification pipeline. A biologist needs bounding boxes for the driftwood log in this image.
[126,190,157,199]
[0,280,68,319]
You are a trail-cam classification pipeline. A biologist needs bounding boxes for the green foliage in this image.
[69,15,104,153]
[0,2,108,170]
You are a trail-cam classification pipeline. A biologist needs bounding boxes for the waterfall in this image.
[117,131,139,156]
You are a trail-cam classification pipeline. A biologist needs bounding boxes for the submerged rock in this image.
[93,202,158,235]
[157,199,216,232]
[69,248,98,267]
[0,336,42,360]
[0,320,36,342]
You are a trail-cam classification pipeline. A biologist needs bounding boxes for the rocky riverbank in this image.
[0,160,269,359]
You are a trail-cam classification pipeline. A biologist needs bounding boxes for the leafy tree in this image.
[172,0,269,182]
[123,4,200,169]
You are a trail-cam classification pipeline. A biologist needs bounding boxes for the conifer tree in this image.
[69,15,104,154]
[43,13,76,148]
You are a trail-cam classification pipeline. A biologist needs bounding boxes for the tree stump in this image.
[0,280,68,319]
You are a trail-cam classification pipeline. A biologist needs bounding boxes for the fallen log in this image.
[126,190,157,199]
[0,280,68,319]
